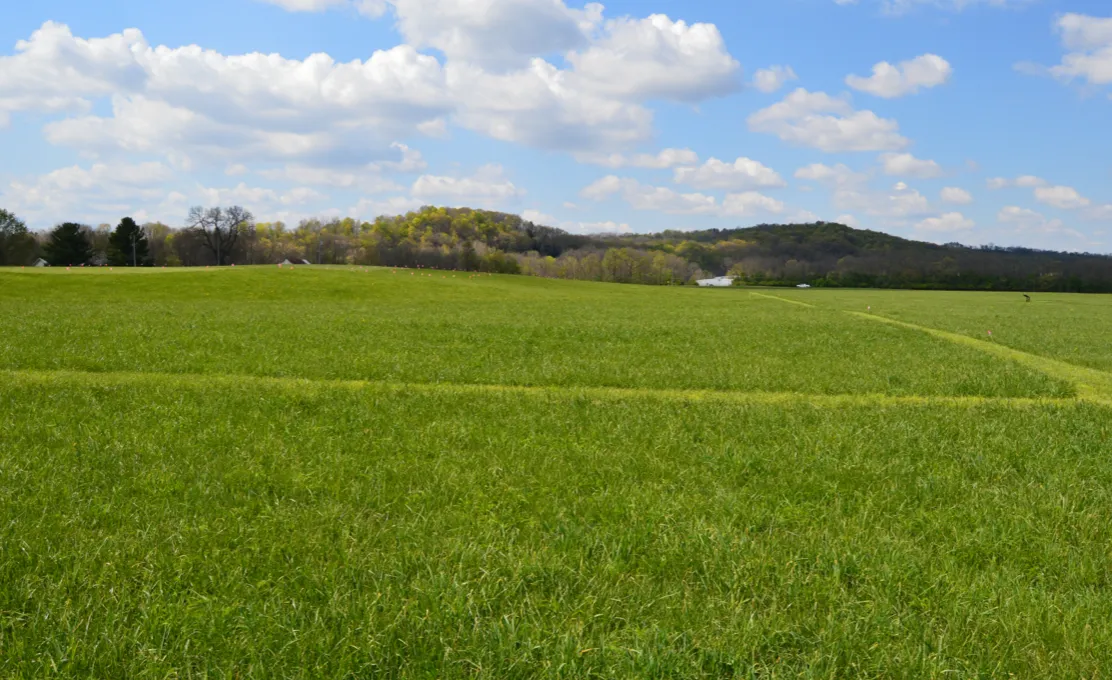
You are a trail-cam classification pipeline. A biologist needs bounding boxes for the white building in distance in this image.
[696,276,735,288]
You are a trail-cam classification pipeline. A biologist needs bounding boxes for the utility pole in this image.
[131,229,138,267]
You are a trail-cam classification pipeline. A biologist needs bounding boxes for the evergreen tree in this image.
[460,239,479,271]
[43,222,94,266]
[107,217,150,266]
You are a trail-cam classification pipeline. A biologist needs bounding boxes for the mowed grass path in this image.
[2,267,1112,677]
[776,287,1112,374]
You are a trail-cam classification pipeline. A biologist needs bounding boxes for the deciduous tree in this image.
[0,208,36,266]
[186,206,254,266]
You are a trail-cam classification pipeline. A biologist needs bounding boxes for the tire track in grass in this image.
[0,368,1079,410]
[847,311,1112,406]
[749,292,816,308]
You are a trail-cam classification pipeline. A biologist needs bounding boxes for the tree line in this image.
[3,206,1111,292]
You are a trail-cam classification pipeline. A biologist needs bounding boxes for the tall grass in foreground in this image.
[2,372,1112,677]
[2,268,1111,677]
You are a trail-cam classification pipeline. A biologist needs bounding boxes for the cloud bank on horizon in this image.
[0,0,1109,252]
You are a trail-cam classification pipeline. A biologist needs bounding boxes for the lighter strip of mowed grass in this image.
[0,367,1080,409]
[3,370,1112,677]
[749,291,816,308]
[779,288,1112,374]
[848,312,1112,406]
[747,291,1112,406]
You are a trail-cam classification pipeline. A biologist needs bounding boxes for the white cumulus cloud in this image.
[748,88,909,152]
[987,175,1047,189]
[1085,204,1112,221]
[566,14,741,102]
[794,162,869,187]
[846,54,952,98]
[721,191,786,216]
[915,212,973,233]
[752,65,797,93]
[879,152,943,178]
[1034,185,1091,210]
[447,60,655,150]
[349,195,426,218]
[673,157,786,191]
[522,208,632,233]
[387,0,596,70]
[0,160,343,227]
[580,176,783,216]
[940,187,973,204]
[259,166,406,193]
[997,205,1093,246]
[1,22,453,167]
[0,14,744,171]
[200,183,328,209]
[411,164,525,203]
[1,161,177,227]
[574,148,699,169]
[1048,13,1112,88]
[834,183,930,218]
[580,176,716,214]
[986,176,1097,214]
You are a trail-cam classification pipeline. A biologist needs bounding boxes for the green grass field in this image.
[2,267,1112,677]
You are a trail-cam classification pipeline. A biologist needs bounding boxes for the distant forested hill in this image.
[6,205,1111,292]
[518,215,1112,292]
[585,221,1112,292]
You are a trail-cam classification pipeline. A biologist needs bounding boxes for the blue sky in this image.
[1,0,1110,251]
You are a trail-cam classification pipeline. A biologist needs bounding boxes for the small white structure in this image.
[301,259,312,265]
[797,283,812,289]
[280,259,294,266]
[696,276,735,288]
[33,258,50,267]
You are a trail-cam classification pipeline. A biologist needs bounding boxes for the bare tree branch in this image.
[186,205,254,265]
